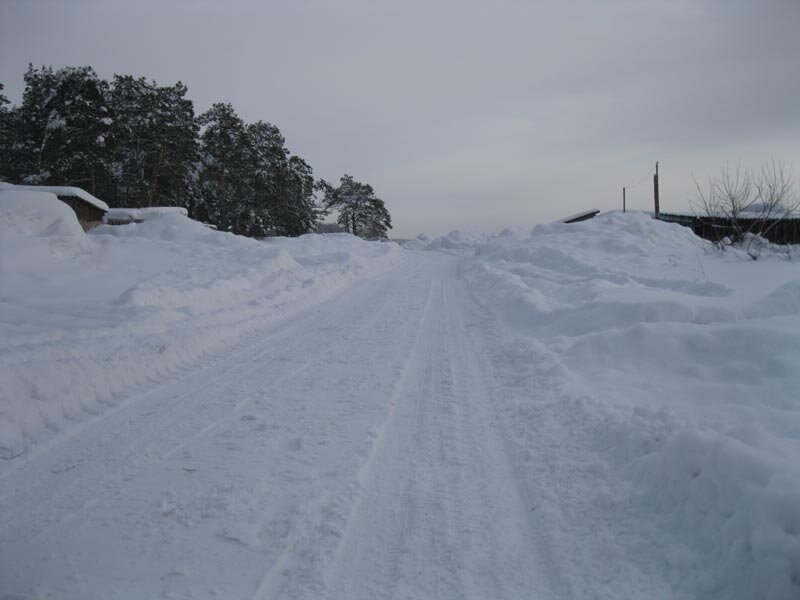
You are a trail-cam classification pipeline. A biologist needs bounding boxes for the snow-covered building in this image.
[104,206,189,226]
[0,183,109,230]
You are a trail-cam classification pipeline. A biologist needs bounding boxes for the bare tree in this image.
[692,161,798,256]
[752,161,798,228]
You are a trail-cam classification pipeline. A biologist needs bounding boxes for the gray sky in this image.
[2,0,799,238]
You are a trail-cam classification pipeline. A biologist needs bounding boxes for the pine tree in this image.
[0,83,10,182]
[10,65,113,196]
[318,175,392,239]
[3,64,322,238]
[191,103,254,233]
[278,155,318,236]
[245,120,289,236]
[108,76,199,208]
[193,107,319,237]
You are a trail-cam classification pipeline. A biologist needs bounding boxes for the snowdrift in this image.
[463,212,800,599]
[423,229,496,253]
[0,192,405,460]
[397,233,430,250]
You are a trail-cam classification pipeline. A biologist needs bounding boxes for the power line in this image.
[622,162,659,214]
[625,166,655,190]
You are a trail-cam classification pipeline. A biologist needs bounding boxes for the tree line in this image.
[0,65,391,239]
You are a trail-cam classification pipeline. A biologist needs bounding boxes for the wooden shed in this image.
[0,184,109,230]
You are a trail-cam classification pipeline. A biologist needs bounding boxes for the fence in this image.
[656,213,800,245]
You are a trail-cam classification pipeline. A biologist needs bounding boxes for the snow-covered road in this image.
[0,253,560,600]
[4,206,800,599]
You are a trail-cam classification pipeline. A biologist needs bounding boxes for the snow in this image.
[1,201,799,599]
[557,208,600,223]
[0,190,91,267]
[45,114,66,131]
[0,183,111,212]
[104,206,189,223]
[462,211,800,599]
[396,232,430,250]
[422,229,496,253]
[0,192,405,460]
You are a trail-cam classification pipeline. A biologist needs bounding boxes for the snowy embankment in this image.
[422,229,497,253]
[458,212,800,599]
[0,191,405,460]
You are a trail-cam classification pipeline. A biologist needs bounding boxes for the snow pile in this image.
[104,206,189,223]
[397,233,430,250]
[0,190,90,259]
[464,211,800,599]
[423,229,497,253]
[0,194,406,459]
[0,183,110,211]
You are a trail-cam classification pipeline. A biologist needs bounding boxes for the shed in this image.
[0,184,109,231]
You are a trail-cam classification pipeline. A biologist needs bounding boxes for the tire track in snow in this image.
[454,259,578,598]
[0,253,563,600]
[443,272,572,599]
[0,263,418,545]
[315,260,555,600]
[248,274,440,600]
[159,261,424,461]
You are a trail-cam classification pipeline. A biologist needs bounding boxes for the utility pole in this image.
[653,161,660,216]
[623,187,626,213]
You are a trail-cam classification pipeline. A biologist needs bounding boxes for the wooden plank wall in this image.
[656,213,800,245]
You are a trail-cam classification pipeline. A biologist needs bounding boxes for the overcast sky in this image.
[2,0,799,238]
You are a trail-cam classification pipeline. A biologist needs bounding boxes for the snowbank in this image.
[423,229,498,253]
[0,194,406,460]
[463,211,800,599]
[104,206,189,223]
[0,189,90,256]
[397,233,430,250]
[0,183,110,211]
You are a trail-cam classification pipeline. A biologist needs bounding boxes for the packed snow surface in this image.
[1,201,799,600]
[0,192,405,459]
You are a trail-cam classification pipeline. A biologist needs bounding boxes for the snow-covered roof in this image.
[0,183,110,212]
[558,209,601,224]
[104,207,189,223]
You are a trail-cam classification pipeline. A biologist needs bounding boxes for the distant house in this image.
[0,184,109,231]
[104,207,189,225]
